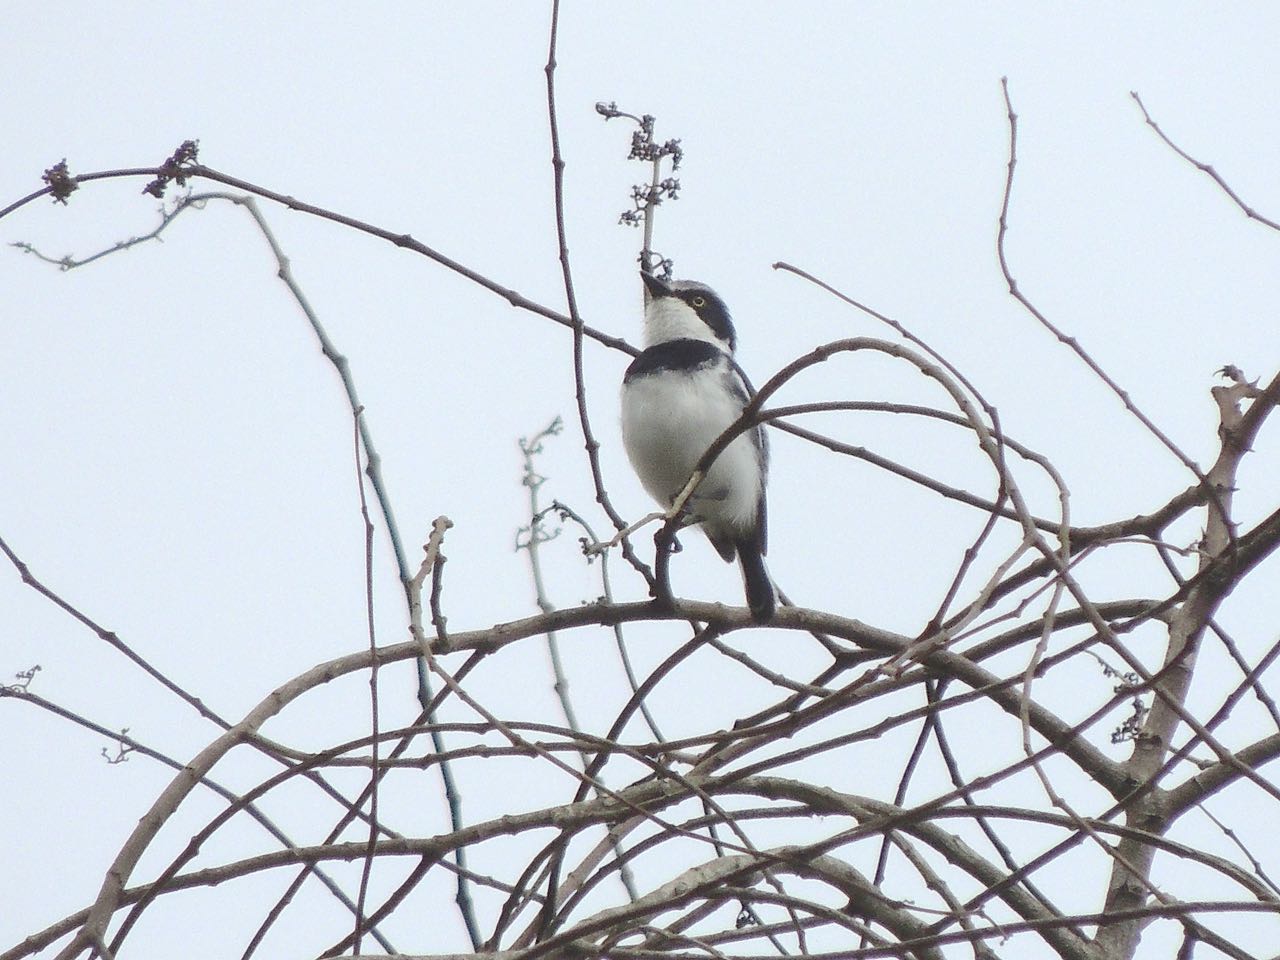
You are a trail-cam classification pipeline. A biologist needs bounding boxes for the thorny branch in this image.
[5,61,1280,960]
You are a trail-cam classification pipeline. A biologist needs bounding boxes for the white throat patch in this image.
[643,297,728,349]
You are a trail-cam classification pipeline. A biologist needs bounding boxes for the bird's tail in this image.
[737,541,776,621]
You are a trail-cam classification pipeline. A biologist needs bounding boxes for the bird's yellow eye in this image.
[691,296,706,308]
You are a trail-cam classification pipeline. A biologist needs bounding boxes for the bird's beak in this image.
[641,271,671,304]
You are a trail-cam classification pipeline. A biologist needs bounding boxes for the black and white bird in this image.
[620,271,775,620]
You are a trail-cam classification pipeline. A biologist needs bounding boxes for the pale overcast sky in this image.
[4,4,1279,958]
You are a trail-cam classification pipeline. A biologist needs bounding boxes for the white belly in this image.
[621,367,762,538]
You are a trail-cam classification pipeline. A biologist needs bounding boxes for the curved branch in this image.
[1,159,635,356]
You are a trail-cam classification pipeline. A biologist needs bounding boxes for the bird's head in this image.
[640,271,737,353]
